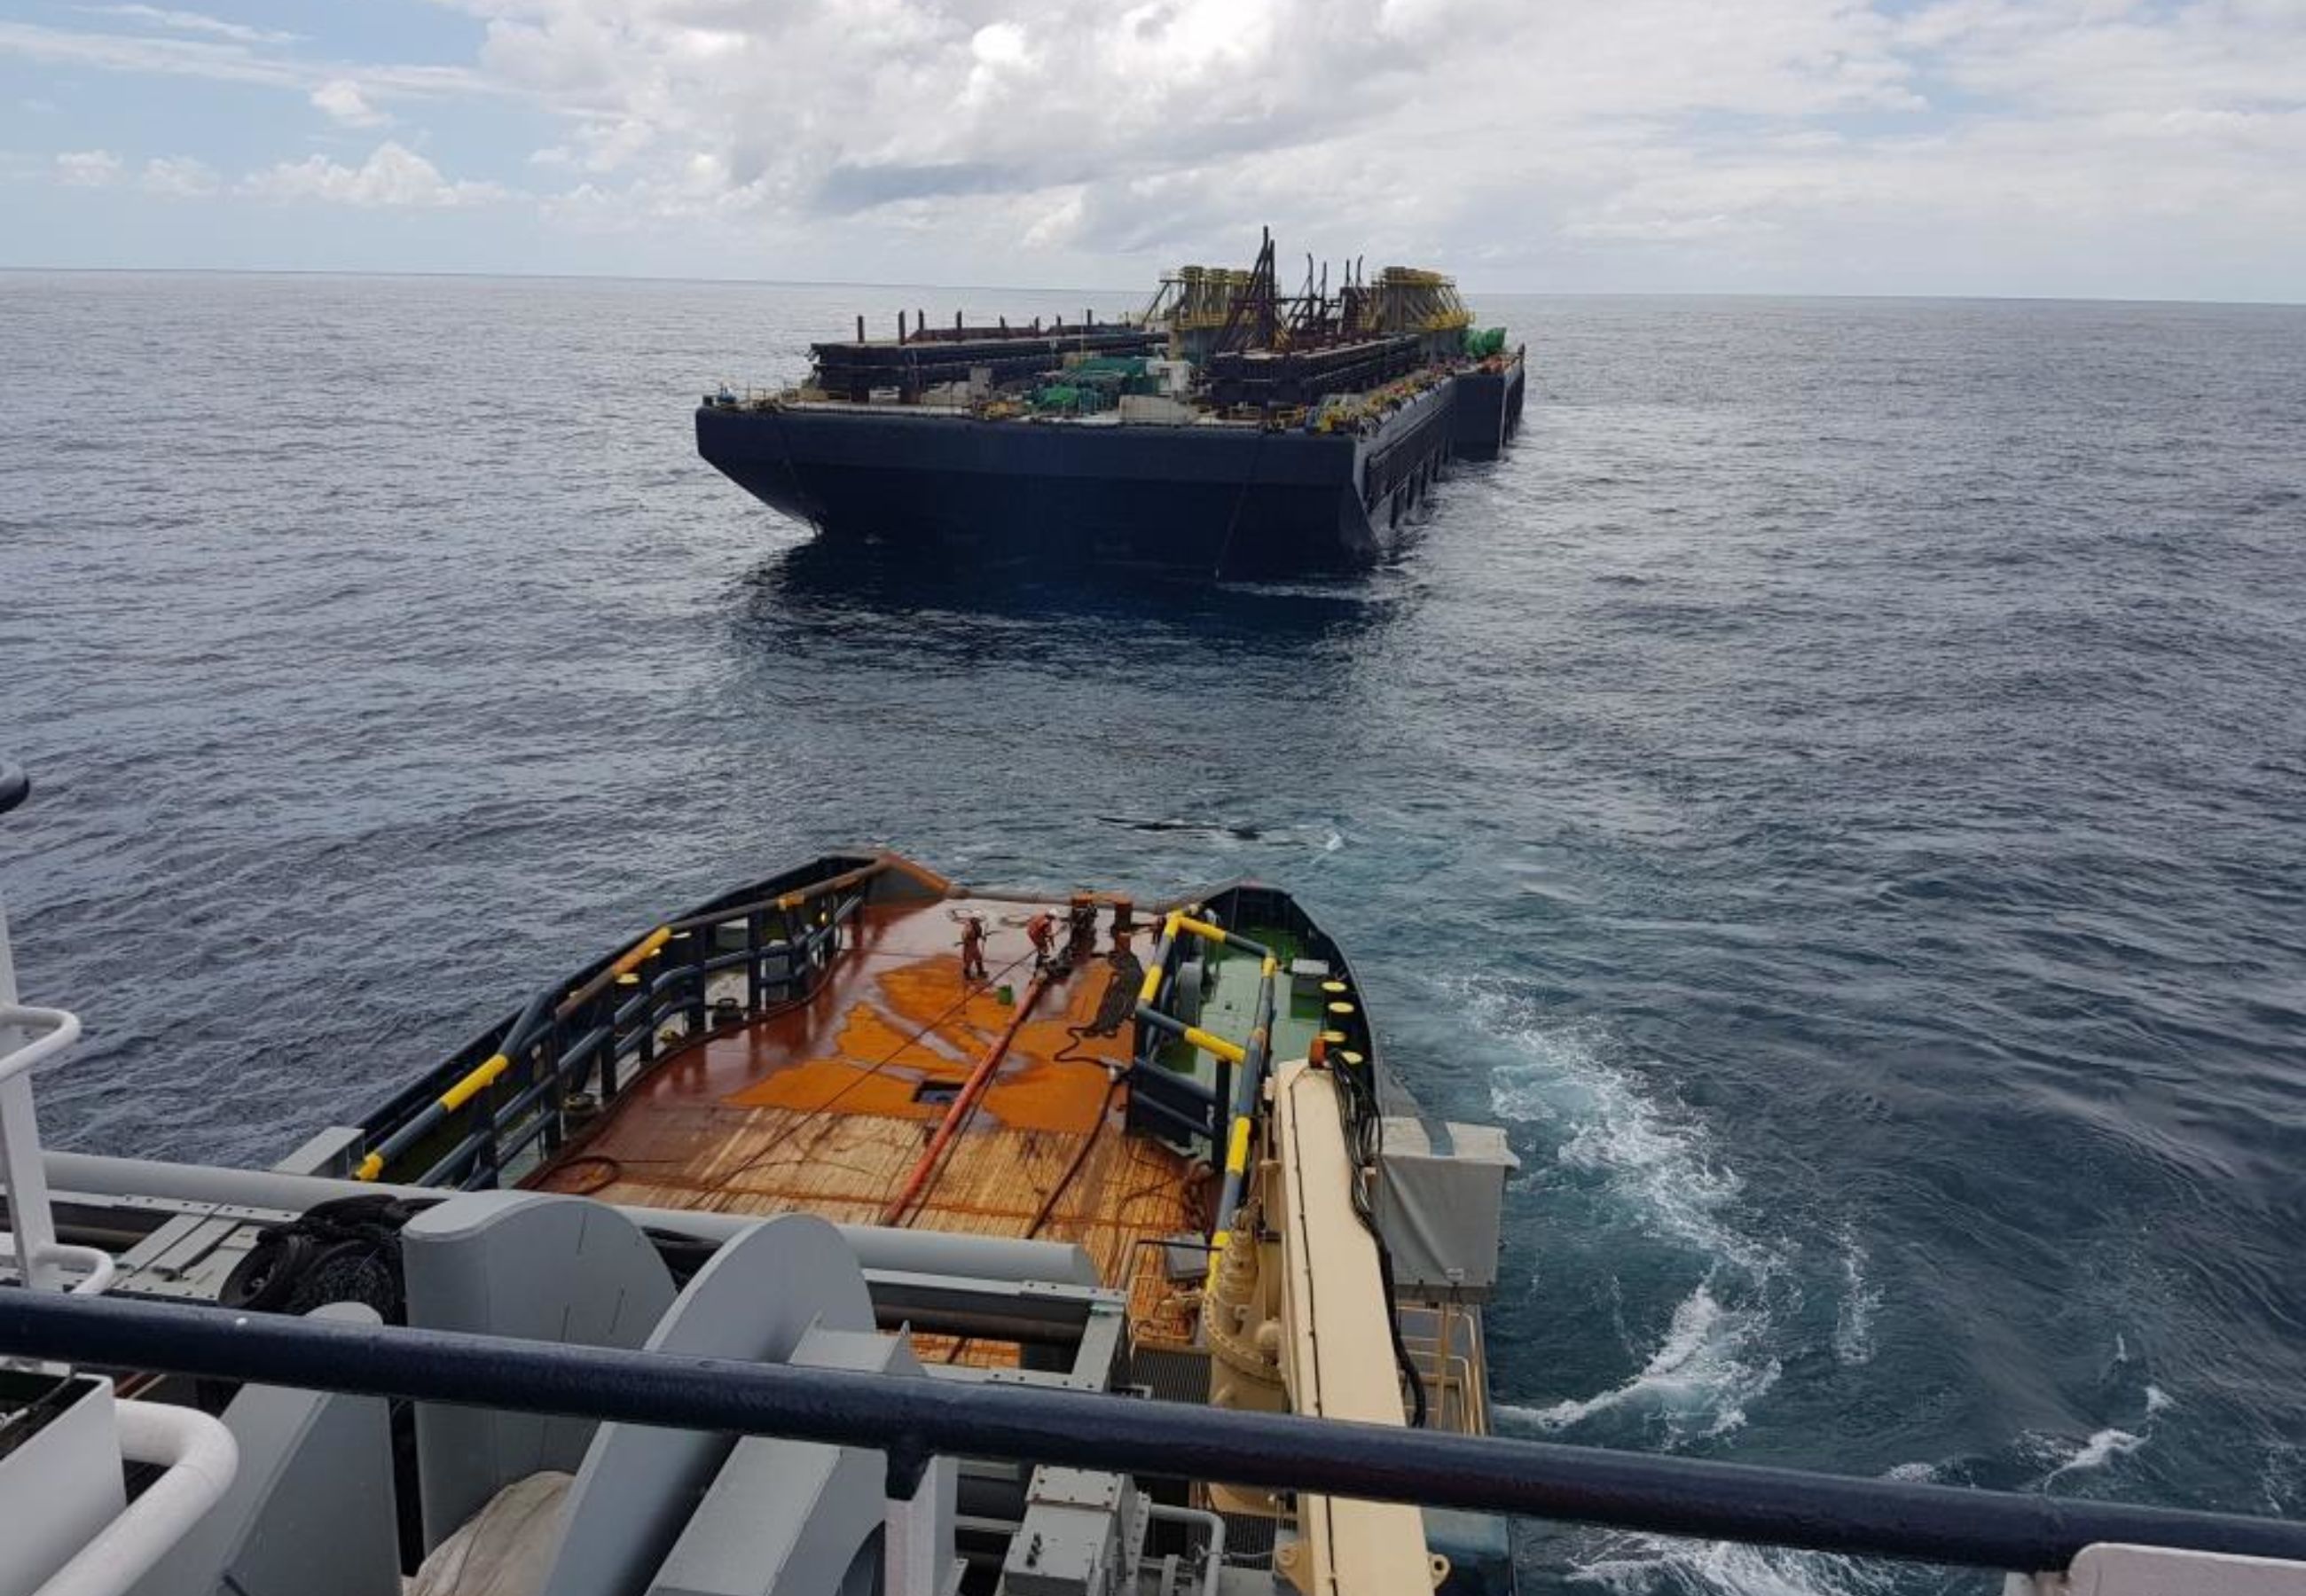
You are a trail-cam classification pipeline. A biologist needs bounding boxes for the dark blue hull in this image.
[697,361,1524,578]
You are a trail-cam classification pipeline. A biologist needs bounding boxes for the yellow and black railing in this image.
[1126,888,1384,1289]
[352,855,906,1190]
[1126,909,1280,1175]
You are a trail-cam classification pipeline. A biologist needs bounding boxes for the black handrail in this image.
[4,1290,2304,1575]
[355,859,881,1189]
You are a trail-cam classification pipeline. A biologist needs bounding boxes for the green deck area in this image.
[1159,928,1329,1084]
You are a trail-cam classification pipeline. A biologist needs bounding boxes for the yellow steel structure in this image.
[1231,1060,1442,1596]
[1369,268,1474,335]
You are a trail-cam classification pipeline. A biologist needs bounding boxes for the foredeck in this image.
[526,895,1202,1337]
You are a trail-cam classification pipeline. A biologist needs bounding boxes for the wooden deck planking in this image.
[529,894,1204,1314]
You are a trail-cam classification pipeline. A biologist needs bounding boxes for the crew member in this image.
[958,915,988,982]
[1025,911,1056,970]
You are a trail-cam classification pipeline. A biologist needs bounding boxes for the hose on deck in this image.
[879,967,1055,1226]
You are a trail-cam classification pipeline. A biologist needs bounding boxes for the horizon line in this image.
[0,263,2300,310]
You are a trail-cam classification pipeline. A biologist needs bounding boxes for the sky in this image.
[2,0,2302,300]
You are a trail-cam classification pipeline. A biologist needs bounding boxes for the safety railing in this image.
[1398,1301,1489,1438]
[1,757,117,1300]
[353,857,893,1190]
[1127,909,1261,1159]
[1,1003,118,1298]
[11,1290,2306,1578]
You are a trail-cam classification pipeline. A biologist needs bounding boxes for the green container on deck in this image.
[1068,356,1149,379]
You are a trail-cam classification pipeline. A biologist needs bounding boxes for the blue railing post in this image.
[537,1024,565,1158]
[679,929,709,1038]
[745,911,765,1012]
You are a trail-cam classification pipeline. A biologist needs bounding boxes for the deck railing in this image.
[0,757,116,1300]
[10,1289,2306,1579]
[353,857,891,1189]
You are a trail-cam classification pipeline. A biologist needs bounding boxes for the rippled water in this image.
[4,272,2303,1593]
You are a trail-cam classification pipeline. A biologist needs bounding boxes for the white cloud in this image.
[11,1,2306,294]
[55,147,121,185]
[139,153,217,197]
[476,0,2300,293]
[1565,213,1773,243]
[241,142,510,208]
[0,20,490,98]
[79,5,302,46]
[1,20,298,85]
[312,78,389,127]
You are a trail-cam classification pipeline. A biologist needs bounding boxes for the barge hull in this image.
[697,364,1520,577]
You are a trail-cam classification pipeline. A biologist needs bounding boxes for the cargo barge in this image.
[697,231,1526,577]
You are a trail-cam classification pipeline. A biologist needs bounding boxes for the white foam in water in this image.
[1831,1226,1879,1366]
[1468,984,1791,1447]
[1482,1002,1772,1275]
[1511,1283,1783,1443]
[1465,982,1918,1593]
[2046,1425,2147,1479]
[2035,1384,2175,1484]
[1571,1533,1906,1596]
[1557,1464,1950,1596]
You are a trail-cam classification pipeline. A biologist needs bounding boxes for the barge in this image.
[696,232,1526,578]
[6,759,2306,1596]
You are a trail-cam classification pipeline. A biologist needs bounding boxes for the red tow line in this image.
[879,967,1054,1226]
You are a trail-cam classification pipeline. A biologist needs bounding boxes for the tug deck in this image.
[526,895,1208,1343]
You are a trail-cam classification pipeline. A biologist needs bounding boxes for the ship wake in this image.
[1473,990,1791,1450]
[1465,982,1895,1595]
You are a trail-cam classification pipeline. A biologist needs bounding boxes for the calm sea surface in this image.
[3,272,2303,1592]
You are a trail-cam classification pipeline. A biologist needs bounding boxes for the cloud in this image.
[0,20,300,87]
[12,0,2306,293]
[500,0,2287,289]
[813,160,1021,214]
[312,78,389,127]
[139,153,217,197]
[0,20,490,98]
[430,0,1949,272]
[241,142,510,207]
[1565,213,1774,243]
[55,148,121,185]
[79,5,302,46]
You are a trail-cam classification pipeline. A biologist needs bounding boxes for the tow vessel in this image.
[7,760,2306,1596]
[696,231,1526,577]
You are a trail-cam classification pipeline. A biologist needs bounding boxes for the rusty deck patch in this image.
[529,895,1203,1335]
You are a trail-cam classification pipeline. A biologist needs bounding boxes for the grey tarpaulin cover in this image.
[1375,1118,1518,1302]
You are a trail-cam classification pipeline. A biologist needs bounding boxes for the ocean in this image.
[2,271,2302,1593]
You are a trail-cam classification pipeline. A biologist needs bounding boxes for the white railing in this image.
[35,1399,239,1596]
[1,895,114,1296]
